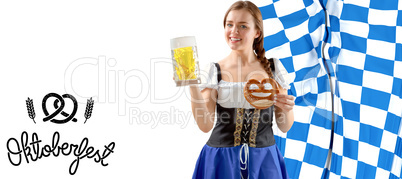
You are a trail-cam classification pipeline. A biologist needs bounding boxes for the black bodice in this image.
[206,63,276,148]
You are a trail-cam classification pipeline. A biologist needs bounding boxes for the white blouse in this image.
[199,59,292,109]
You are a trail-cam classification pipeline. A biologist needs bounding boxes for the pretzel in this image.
[243,78,280,109]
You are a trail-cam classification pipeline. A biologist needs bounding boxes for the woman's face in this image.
[225,9,260,52]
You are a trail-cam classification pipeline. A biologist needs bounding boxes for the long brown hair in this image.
[223,1,274,77]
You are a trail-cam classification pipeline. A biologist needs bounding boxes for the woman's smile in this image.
[230,37,242,43]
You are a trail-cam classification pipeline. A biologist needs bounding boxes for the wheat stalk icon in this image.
[84,97,94,124]
[26,97,36,124]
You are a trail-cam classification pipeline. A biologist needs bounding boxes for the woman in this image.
[189,1,294,178]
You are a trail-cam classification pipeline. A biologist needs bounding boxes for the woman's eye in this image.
[227,24,233,27]
[241,25,247,29]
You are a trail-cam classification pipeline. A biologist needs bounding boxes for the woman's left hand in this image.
[274,93,295,113]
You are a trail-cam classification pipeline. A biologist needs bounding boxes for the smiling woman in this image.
[186,1,295,179]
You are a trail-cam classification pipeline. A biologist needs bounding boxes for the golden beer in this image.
[170,36,201,86]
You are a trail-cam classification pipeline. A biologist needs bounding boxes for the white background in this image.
[0,0,272,178]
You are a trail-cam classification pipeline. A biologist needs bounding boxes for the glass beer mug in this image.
[170,36,201,86]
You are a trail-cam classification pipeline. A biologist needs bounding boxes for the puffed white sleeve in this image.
[273,58,294,89]
[198,62,219,91]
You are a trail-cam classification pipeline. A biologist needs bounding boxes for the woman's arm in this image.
[189,86,217,133]
[274,87,295,133]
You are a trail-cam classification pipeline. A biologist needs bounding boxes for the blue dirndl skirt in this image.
[192,144,288,179]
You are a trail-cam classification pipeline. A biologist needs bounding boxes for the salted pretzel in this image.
[244,78,280,109]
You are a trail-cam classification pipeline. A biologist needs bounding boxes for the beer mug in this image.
[170,36,201,86]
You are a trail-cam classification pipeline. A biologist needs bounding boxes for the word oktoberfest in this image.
[6,131,116,175]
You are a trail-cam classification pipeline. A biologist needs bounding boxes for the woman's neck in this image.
[229,50,257,66]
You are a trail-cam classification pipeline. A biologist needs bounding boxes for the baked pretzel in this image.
[243,78,280,109]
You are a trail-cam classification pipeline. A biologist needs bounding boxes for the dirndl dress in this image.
[192,62,289,179]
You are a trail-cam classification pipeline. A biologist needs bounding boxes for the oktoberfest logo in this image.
[6,92,115,175]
